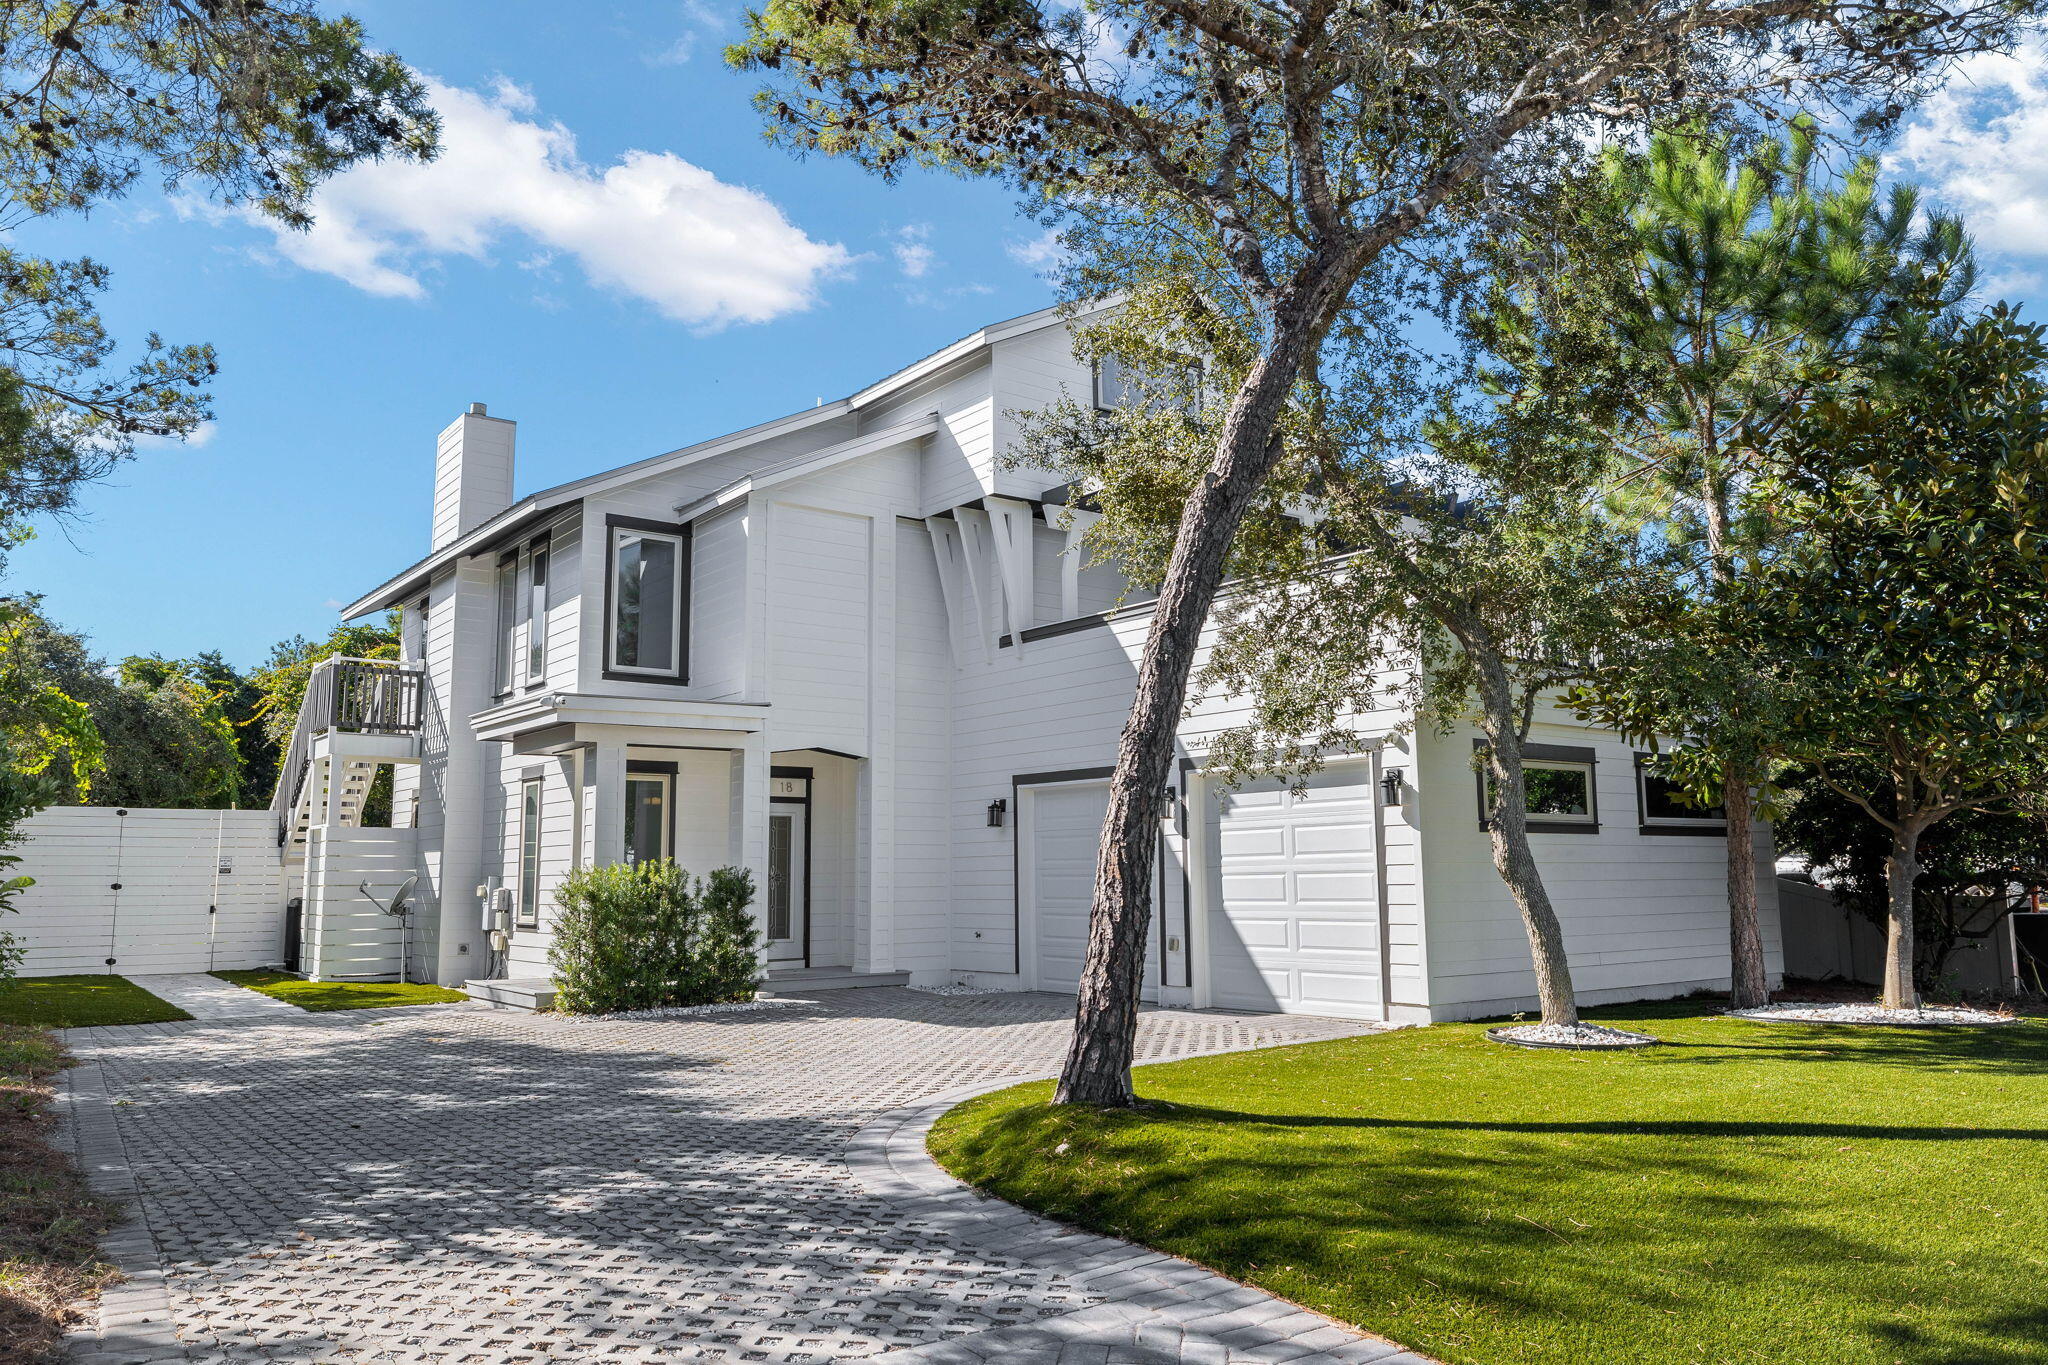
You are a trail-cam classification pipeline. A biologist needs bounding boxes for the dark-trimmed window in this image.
[604,516,690,683]
[1635,753,1727,836]
[525,538,550,683]
[516,775,543,928]
[493,553,519,696]
[1475,741,1600,834]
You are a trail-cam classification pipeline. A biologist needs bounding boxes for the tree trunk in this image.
[1470,651,1580,1027]
[1882,824,1923,1011]
[1721,766,1770,1009]
[1054,299,1340,1107]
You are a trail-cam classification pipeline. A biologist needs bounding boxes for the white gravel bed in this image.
[910,983,1016,996]
[1727,1001,2016,1027]
[557,997,809,1023]
[1488,1022,1661,1049]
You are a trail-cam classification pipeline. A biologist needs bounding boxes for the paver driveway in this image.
[60,989,1412,1364]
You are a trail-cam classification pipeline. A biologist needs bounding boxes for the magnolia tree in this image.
[735,0,2042,1104]
[1735,305,2048,1010]
[1479,123,1974,1008]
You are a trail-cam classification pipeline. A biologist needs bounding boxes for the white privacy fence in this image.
[6,807,286,976]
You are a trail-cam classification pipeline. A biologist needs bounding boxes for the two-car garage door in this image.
[1022,764,1382,1019]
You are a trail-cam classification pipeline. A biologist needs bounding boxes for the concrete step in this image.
[465,977,556,1013]
[759,968,911,996]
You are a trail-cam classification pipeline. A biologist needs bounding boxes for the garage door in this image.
[1026,782,1158,999]
[1209,767,1382,1018]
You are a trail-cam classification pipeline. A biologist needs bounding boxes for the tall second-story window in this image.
[493,553,519,696]
[525,540,550,684]
[605,517,689,682]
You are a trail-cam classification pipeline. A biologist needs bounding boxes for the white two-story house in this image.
[273,303,1780,1023]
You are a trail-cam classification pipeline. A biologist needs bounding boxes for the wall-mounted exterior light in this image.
[1380,767,1405,806]
[987,797,1008,828]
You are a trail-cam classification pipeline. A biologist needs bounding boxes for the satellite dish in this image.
[358,874,417,918]
[355,875,421,985]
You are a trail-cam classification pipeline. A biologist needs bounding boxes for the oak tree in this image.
[735,0,2043,1103]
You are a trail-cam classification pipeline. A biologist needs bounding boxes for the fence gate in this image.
[9,807,286,976]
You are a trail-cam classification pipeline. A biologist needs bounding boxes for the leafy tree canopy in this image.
[1777,764,2048,989]
[1734,302,2048,1006]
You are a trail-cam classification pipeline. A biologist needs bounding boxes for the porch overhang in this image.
[471,691,770,747]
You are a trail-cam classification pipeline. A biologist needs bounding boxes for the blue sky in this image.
[12,4,2048,668]
[12,0,1060,666]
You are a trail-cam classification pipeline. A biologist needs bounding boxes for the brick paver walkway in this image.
[60,990,1419,1364]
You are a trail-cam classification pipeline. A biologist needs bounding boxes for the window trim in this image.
[524,535,550,686]
[1633,752,1729,838]
[1473,740,1601,835]
[601,514,692,685]
[1091,356,1126,413]
[493,551,520,698]
[516,774,544,928]
[624,759,678,866]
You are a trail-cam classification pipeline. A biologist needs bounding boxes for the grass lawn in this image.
[930,1003,2048,1365]
[211,970,467,1012]
[0,975,191,1029]
[0,1024,118,1357]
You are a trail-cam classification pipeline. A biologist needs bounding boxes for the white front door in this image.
[767,802,807,964]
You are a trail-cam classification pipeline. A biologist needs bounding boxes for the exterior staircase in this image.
[270,656,430,981]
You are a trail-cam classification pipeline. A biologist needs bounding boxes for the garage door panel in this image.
[1295,917,1379,954]
[1226,918,1293,950]
[1298,970,1380,1010]
[1219,871,1289,903]
[1295,869,1377,902]
[1209,769,1382,1019]
[1219,825,1287,857]
[1029,782,1159,1000]
[1219,786,1285,813]
[1290,821,1373,857]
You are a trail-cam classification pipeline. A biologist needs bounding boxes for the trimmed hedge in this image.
[548,861,759,1015]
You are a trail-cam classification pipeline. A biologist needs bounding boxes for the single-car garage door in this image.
[1025,781,1158,999]
[1209,766,1382,1018]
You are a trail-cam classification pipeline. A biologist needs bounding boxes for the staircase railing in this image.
[272,656,427,842]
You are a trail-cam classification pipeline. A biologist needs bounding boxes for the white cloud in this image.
[1006,228,1066,274]
[647,0,727,66]
[891,223,936,278]
[133,421,218,452]
[1893,40,2048,261]
[207,75,850,330]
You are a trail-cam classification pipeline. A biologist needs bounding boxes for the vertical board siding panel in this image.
[892,520,953,974]
[767,502,872,754]
[691,505,748,698]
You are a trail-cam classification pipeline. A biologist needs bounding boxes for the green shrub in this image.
[547,861,759,1014]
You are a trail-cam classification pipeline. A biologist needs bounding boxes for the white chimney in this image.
[432,402,515,550]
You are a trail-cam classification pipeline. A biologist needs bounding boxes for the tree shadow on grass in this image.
[941,1045,2048,1365]
[1133,1103,2048,1143]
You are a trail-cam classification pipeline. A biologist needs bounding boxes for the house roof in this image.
[340,301,1101,621]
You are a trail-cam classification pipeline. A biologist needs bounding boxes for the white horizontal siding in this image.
[8,807,285,976]
[1415,712,1781,1018]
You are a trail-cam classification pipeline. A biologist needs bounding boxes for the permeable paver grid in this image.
[61,989,1414,1364]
